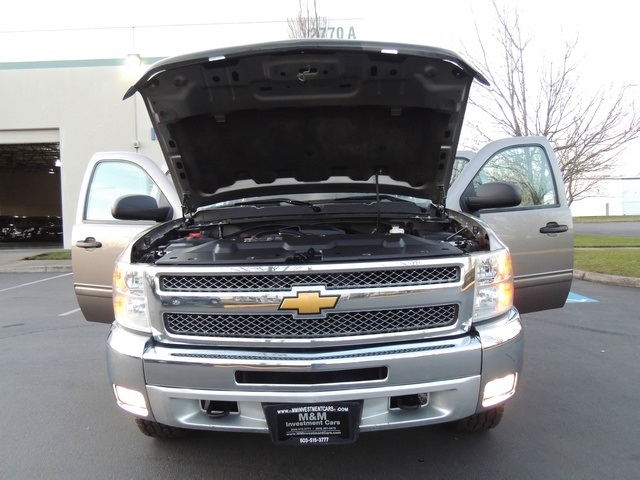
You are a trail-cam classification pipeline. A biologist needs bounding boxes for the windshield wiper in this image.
[230,198,321,212]
[332,194,417,204]
[332,194,431,217]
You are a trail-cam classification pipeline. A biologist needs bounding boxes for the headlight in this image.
[473,249,514,322]
[113,261,151,333]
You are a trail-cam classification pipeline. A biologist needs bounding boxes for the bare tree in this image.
[287,0,329,39]
[463,2,640,205]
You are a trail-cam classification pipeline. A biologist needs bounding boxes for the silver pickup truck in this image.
[72,40,573,444]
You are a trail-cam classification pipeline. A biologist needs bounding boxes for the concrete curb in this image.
[0,261,72,273]
[573,269,640,288]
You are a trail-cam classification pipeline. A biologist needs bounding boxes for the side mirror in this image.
[111,195,172,222]
[463,182,522,211]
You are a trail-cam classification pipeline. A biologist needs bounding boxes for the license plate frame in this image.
[263,401,362,445]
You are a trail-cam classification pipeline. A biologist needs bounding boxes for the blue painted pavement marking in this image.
[566,292,599,303]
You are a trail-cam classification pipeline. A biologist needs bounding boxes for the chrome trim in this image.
[142,335,481,392]
[139,332,484,430]
[163,304,458,339]
[143,257,476,348]
[476,308,524,412]
[169,343,455,361]
[107,311,524,432]
[475,308,522,348]
[159,264,461,292]
[149,258,469,275]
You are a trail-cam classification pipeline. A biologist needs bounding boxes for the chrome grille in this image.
[160,267,460,292]
[164,304,458,339]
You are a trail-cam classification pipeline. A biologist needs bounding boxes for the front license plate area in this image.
[263,402,362,445]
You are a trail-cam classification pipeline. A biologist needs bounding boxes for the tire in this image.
[450,404,505,432]
[134,418,185,439]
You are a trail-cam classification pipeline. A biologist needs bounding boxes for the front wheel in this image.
[135,418,185,439]
[450,404,505,432]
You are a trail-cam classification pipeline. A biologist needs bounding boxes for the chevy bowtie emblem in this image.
[279,291,340,315]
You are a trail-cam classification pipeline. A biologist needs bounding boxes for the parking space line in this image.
[59,308,81,317]
[0,272,73,293]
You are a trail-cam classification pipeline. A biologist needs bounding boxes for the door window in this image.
[84,161,169,221]
[471,145,558,208]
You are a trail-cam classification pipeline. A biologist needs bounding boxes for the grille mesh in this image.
[160,266,459,292]
[164,304,458,339]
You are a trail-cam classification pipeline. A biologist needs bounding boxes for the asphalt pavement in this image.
[574,221,640,237]
[2,272,639,479]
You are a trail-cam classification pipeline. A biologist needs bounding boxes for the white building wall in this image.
[622,180,640,215]
[570,178,640,217]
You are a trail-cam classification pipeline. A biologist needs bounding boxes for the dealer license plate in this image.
[263,402,362,445]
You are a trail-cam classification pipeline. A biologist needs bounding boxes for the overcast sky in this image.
[1,0,638,174]
[1,0,634,75]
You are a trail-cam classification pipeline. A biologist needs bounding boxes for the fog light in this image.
[114,385,148,417]
[482,373,517,407]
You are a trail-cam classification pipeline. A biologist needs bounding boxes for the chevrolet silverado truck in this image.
[72,40,573,444]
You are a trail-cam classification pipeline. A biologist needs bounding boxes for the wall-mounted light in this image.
[125,54,142,77]
[126,53,141,68]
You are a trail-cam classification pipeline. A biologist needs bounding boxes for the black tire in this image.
[450,404,505,432]
[134,418,185,439]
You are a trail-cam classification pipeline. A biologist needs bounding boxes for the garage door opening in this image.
[0,142,63,245]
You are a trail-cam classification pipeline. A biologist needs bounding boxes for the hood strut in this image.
[437,183,447,215]
[181,193,194,224]
[375,169,382,232]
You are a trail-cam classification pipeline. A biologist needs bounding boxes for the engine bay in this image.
[135,209,486,265]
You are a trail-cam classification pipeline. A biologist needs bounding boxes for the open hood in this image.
[126,40,487,214]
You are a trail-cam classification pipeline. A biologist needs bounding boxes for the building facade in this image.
[0,59,164,247]
[570,177,640,217]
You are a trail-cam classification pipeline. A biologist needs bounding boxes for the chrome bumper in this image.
[107,308,523,433]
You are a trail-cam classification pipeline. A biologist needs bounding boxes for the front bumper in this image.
[107,308,523,433]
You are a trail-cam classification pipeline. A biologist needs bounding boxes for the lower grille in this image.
[164,304,458,339]
[235,367,388,385]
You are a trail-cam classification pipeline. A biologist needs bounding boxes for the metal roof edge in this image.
[0,57,165,70]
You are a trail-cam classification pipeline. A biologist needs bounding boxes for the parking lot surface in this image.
[1,273,639,479]
[574,221,640,237]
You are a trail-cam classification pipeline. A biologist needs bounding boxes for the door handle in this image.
[76,237,102,249]
[539,222,568,234]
